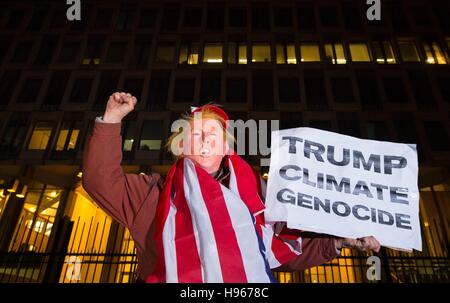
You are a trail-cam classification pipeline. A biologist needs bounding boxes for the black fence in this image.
[0,252,448,283]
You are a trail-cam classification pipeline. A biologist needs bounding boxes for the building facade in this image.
[0,0,449,283]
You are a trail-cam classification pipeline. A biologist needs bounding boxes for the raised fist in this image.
[103,92,137,123]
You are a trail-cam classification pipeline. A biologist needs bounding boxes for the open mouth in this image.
[200,148,211,156]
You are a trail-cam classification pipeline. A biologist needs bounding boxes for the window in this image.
[0,71,20,107]
[276,44,296,64]
[34,35,58,65]
[17,78,43,103]
[0,37,11,64]
[319,7,338,27]
[252,3,270,30]
[138,9,157,28]
[148,71,170,110]
[94,8,113,28]
[82,35,105,65]
[139,121,163,150]
[393,116,419,144]
[200,72,221,103]
[411,6,431,27]
[408,71,436,108]
[372,41,396,64]
[273,8,292,27]
[154,44,175,63]
[300,43,321,62]
[423,42,447,64]
[0,120,27,155]
[337,115,361,137]
[226,78,247,103]
[42,72,69,108]
[27,9,46,31]
[183,7,202,27]
[203,43,223,63]
[69,78,93,103]
[27,122,54,150]
[309,120,332,131]
[278,78,300,103]
[179,43,200,65]
[10,41,33,64]
[356,71,381,109]
[387,3,409,30]
[57,41,80,63]
[146,71,170,110]
[55,121,81,151]
[330,77,354,103]
[437,76,450,103]
[115,9,135,31]
[5,9,25,30]
[252,72,273,110]
[297,2,316,30]
[105,42,127,63]
[207,3,224,30]
[365,121,389,141]
[122,120,136,151]
[423,121,450,151]
[123,78,144,101]
[228,42,247,64]
[174,78,195,103]
[383,77,408,103]
[252,44,271,62]
[398,40,420,62]
[304,73,327,109]
[325,43,346,64]
[229,7,247,27]
[342,1,362,30]
[161,5,180,31]
[129,38,151,67]
[49,8,65,29]
[349,43,371,62]
[94,71,121,108]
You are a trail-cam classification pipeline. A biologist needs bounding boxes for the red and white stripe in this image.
[147,154,301,283]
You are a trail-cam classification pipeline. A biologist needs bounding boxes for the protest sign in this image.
[265,127,421,251]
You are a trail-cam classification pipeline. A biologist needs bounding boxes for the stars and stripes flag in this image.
[146,153,302,283]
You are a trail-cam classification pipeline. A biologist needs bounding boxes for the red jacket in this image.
[82,121,339,281]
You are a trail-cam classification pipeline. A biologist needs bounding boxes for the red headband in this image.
[191,105,229,128]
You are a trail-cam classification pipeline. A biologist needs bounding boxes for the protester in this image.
[82,92,380,282]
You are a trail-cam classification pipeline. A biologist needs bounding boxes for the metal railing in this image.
[1,252,448,283]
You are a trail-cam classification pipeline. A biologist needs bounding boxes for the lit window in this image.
[55,121,81,151]
[372,41,396,64]
[299,43,321,62]
[228,42,247,64]
[276,44,297,64]
[325,43,346,64]
[154,44,175,63]
[82,36,104,65]
[252,44,271,62]
[398,40,420,62]
[423,42,447,64]
[349,43,371,62]
[28,122,54,150]
[139,120,163,150]
[179,43,199,64]
[203,43,223,63]
[122,121,136,151]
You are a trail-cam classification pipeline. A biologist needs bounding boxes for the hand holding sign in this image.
[265,127,421,252]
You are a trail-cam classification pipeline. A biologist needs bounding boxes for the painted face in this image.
[184,118,229,174]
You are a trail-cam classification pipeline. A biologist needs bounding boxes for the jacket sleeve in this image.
[82,120,159,229]
[273,232,340,272]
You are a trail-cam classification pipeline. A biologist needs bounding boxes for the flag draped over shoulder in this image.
[146,153,301,283]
